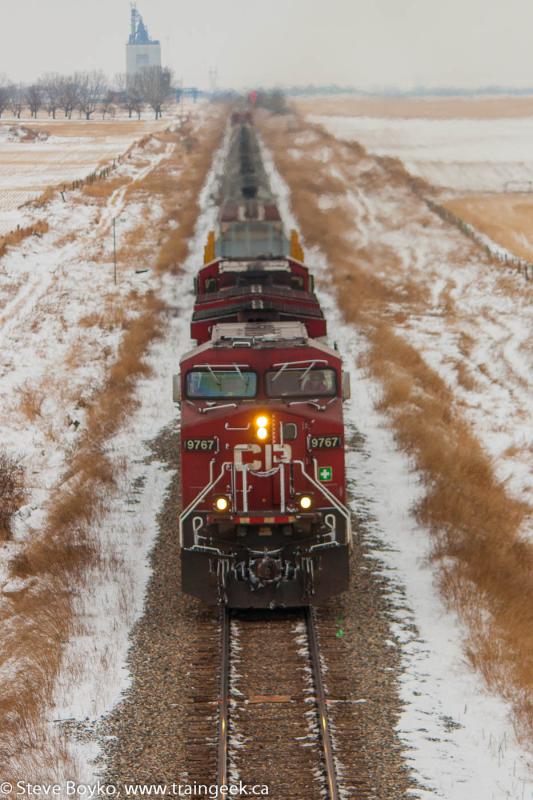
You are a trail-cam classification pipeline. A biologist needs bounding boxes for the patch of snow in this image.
[311,114,533,192]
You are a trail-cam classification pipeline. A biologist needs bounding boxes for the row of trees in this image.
[0,67,175,121]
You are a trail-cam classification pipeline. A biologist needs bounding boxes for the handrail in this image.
[293,460,351,535]
[179,463,228,545]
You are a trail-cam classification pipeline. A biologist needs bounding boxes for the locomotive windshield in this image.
[265,368,337,398]
[186,369,257,399]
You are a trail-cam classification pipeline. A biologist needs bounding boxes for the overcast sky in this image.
[1,0,532,90]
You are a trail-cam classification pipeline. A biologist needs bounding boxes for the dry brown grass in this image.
[258,111,533,746]
[295,94,533,119]
[0,108,228,776]
[77,303,130,332]
[0,453,26,540]
[80,175,131,202]
[152,123,225,273]
[16,381,45,421]
[116,119,225,273]
[28,185,57,208]
[444,193,533,263]
[0,221,49,259]
[0,294,164,768]
[114,224,153,266]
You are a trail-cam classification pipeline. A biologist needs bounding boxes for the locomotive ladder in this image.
[216,605,340,799]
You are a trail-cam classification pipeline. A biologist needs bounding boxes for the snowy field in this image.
[309,113,533,192]
[29,124,531,798]
[0,111,192,234]
[47,126,228,780]
[0,104,211,597]
[1,107,531,796]
[0,103,215,780]
[262,143,533,800]
[296,118,533,507]
[0,142,170,541]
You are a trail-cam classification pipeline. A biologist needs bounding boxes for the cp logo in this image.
[233,443,292,471]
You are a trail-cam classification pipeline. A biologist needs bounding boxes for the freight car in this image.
[174,115,351,607]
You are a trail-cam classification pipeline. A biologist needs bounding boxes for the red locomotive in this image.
[191,245,326,344]
[174,115,351,607]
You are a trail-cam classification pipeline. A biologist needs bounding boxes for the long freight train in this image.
[173,114,351,608]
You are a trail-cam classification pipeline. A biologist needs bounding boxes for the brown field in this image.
[0,114,179,233]
[443,193,533,262]
[297,94,533,265]
[295,94,533,119]
[2,117,168,138]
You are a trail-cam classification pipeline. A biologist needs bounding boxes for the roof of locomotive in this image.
[217,258,291,273]
[180,321,339,363]
[212,321,307,342]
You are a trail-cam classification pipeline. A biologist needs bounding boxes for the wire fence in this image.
[407,179,533,282]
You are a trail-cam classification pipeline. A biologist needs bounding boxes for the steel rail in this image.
[217,606,231,790]
[216,606,340,799]
[305,606,341,800]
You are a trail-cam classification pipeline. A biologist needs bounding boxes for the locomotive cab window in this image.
[265,367,337,398]
[186,369,257,399]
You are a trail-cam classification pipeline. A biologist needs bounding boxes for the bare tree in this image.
[115,72,143,119]
[0,75,10,118]
[128,86,144,120]
[39,73,63,119]
[137,66,173,119]
[113,72,127,95]
[58,75,80,119]
[126,77,144,119]
[9,84,25,119]
[101,89,117,119]
[26,84,43,118]
[76,71,107,120]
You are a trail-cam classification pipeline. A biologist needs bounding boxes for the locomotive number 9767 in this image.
[310,435,342,449]
[183,437,217,452]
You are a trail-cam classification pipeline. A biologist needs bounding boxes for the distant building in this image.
[126,3,161,82]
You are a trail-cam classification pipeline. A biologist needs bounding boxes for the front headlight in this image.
[299,495,313,510]
[254,414,270,442]
[214,496,229,512]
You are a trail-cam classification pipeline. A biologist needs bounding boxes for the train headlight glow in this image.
[254,414,270,441]
[215,496,229,512]
[299,495,313,510]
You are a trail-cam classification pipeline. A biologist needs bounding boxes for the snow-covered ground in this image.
[262,140,533,800]
[3,111,530,796]
[0,103,215,780]
[0,141,170,549]
[309,114,533,192]
[0,109,197,234]
[42,121,532,797]
[291,125,533,509]
[0,104,212,593]
[43,123,228,779]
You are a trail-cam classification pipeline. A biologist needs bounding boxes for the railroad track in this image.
[217,606,340,799]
